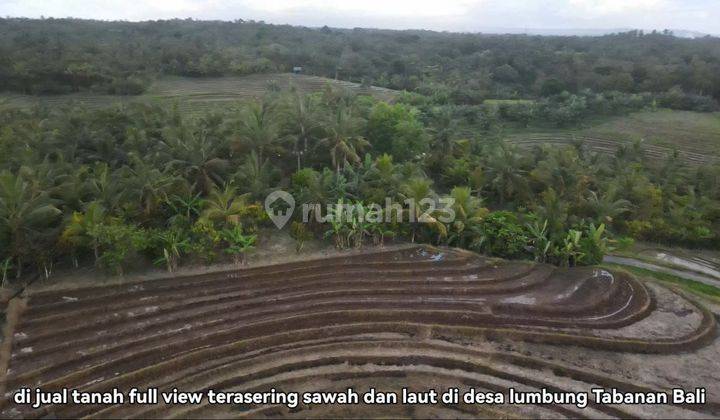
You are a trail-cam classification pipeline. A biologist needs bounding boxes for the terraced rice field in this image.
[506,110,720,166]
[1,245,719,418]
[0,73,397,115]
[507,132,719,165]
[637,247,720,281]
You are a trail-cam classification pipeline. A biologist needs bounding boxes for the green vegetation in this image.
[0,74,396,116]
[1,85,719,281]
[506,110,720,163]
[1,18,720,282]
[2,19,719,108]
[577,110,720,151]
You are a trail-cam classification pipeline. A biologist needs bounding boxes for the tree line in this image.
[1,18,719,109]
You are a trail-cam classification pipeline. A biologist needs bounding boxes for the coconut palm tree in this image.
[359,154,402,204]
[586,189,632,225]
[484,145,528,205]
[428,105,459,156]
[291,167,349,226]
[533,187,569,236]
[449,186,487,223]
[0,171,62,278]
[86,163,127,215]
[530,146,584,199]
[317,106,370,173]
[160,127,229,195]
[53,164,91,213]
[399,177,446,243]
[234,151,277,201]
[446,186,487,248]
[234,100,284,162]
[126,155,181,221]
[200,184,251,228]
[282,92,320,170]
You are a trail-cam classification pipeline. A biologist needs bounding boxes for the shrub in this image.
[474,211,529,259]
[89,222,149,275]
[290,221,313,253]
[150,228,191,273]
[577,223,611,266]
[220,225,256,264]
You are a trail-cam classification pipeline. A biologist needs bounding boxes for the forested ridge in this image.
[2,17,720,105]
[1,18,720,283]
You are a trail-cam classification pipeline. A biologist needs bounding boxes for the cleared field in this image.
[585,110,720,151]
[0,73,397,115]
[483,99,535,107]
[1,245,718,418]
[0,92,138,110]
[506,110,720,165]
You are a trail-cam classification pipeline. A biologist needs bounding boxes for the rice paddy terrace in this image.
[506,110,720,166]
[1,245,719,418]
[507,132,719,165]
[0,73,397,115]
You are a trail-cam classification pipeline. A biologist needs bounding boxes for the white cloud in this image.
[0,0,717,34]
[241,0,477,16]
[567,0,667,15]
[144,0,209,13]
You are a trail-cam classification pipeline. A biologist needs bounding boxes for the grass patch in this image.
[581,109,720,151]
[506,109,720,156]
[604,263,720,302]
[0,73,397,115]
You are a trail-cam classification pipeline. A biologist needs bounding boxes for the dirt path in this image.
[605,255,720,288]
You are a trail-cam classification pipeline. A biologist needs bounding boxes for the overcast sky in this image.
[2,0,718,35]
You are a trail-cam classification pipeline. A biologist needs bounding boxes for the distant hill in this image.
[1,18,718,102]
[478,27,714,38]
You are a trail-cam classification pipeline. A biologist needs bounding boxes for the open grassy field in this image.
[0,73,398,115]
[581,110,720,151]
[2,245,719,418]
[483,99,536,107]
[506,109,720,165]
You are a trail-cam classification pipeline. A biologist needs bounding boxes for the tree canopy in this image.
[1,18,719,108]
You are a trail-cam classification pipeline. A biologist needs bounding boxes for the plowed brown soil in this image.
[1,245,717,418]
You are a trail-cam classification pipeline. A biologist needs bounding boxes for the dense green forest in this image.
[1,18,720,108]
[1,19,720,282]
